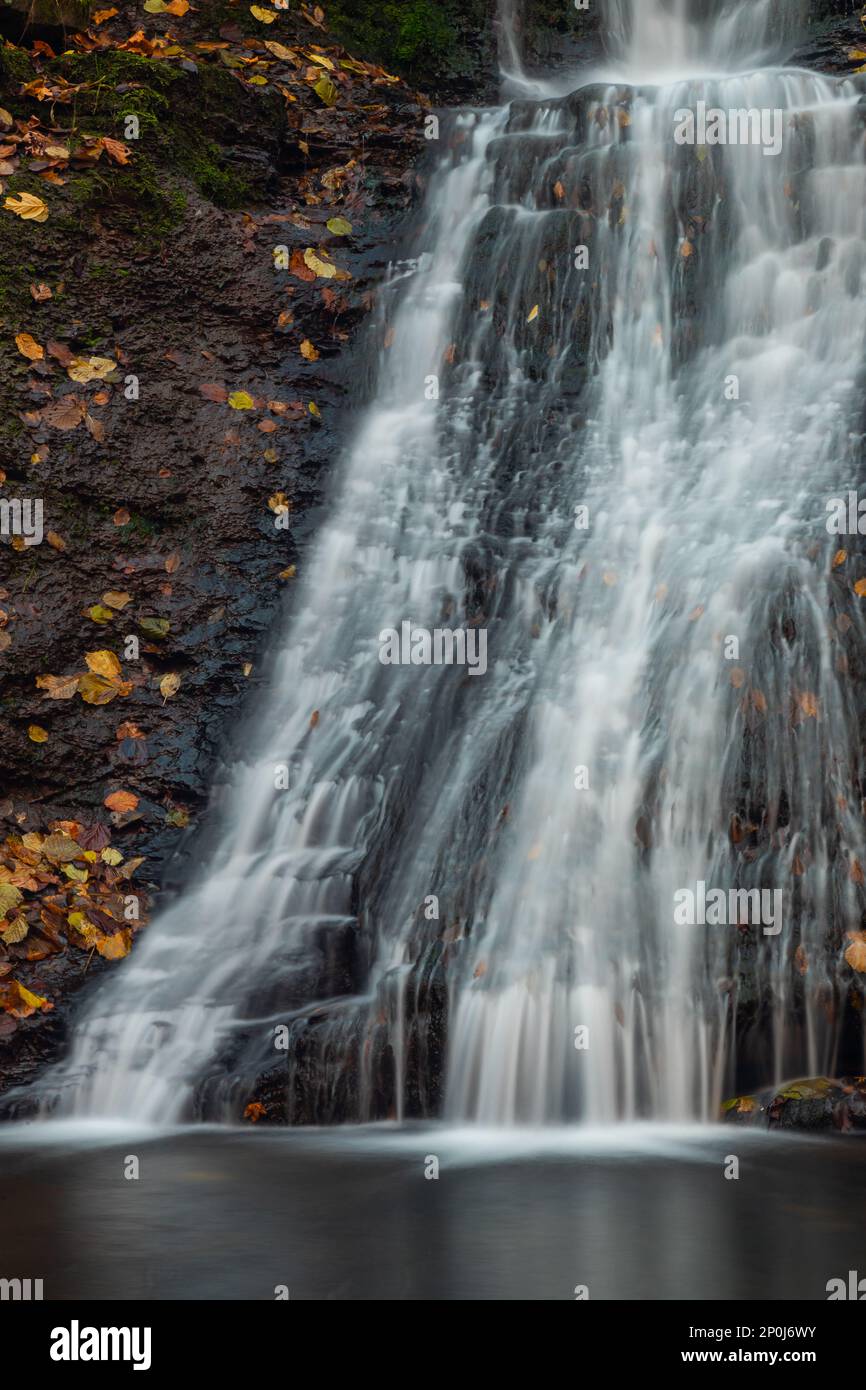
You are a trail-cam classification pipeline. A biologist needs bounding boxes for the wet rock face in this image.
[723,1077,866,1131]
[0,1,426,1099]
[792,0,865,70]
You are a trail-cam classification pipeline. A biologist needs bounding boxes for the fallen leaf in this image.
[303,247,338,279]
[41,833,81,863]
[42,395,84,430]
[5,192,48,222]
[36,673,80,699]
[85,650,121,679]
[86,605,116,624]
[300,339,319,361]
[104,790,138,813]
[160,672,181,700]
[526,304,539,323]
[15,333,43,361]
[113,508,131,526]
[228,390,254,410]
[78,673,121,705]
[102,591,131,610]
[199,383,228,402]
[138,617,169,639]
[67,355,116,383]
[845,936,866,972]
[96,930,132,960]
[326,216,352,236]
[27,724,48,743]
[314,76,339,106]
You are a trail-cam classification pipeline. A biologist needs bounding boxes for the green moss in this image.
[0,42,37,86]
[327,0,456,74]
[49,51,256,208]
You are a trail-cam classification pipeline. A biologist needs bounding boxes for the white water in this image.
[24,0,866,1124]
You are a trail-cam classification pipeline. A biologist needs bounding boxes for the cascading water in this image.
[19,0,866,1125]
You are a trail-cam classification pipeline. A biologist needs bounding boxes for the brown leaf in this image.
[104,790,138,813]
[199,383,228,402]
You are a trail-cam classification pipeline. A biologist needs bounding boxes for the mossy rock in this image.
[723,1075,866,1132]
[325,0,497,97]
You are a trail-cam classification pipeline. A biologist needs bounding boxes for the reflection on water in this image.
[0,1125,859,1300]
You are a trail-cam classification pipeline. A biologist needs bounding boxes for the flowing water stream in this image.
[21,0,866,1126]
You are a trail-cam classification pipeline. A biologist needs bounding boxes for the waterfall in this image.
[20,0,866,1125]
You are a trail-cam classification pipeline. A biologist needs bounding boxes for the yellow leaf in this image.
[85,604,115,624]
[855,579,866,597]
[526,304,539,322]
[833,549,847,569]
[78,672,120,706]
[326,216,352,236]
[250,4,277,20]
[16,984,50,1011]
[85,649,121,679]
[5,192,49,223]
[27,724,48,743]
[313,76,339,106]
[300,339,319,361]
[15,333,43,360]
[67,356,116,383]
[264,41,298,60]
[101,847,123,866]
[63,863,88,883]
[78,673,120,705]
[308,401,321,417]
[228,390,255,410]
[303,247,337,278]
[160,672,181,700]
